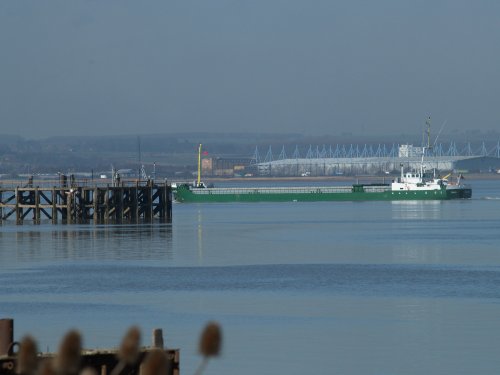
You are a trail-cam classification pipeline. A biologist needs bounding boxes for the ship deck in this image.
[189,185,390,195]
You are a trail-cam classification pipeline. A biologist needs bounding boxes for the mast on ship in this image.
[197,143,202,187]
[420,116,431,178]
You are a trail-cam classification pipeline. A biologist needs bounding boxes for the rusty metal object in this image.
[152,329,164,349]
[0,319,14,357]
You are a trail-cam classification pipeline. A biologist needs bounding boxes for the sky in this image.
[0,0,499,138]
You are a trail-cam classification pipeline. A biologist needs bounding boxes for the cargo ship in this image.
[173,144,472,203]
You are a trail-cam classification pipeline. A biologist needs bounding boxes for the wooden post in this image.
[148,186,153,222]
[104,187,109,224]
[77,189,81,223]
[152,328,164,349]
[52,187,58,224]
[163,185,168,219]
[138,187,143,221]
[134,183,139,222]
[34,187,40,224]
[80,187,87,223]
[167,184,172,222]
[163,183,167,221]
[83,188,89,223]
[121,188,127,221]
[125,187,132,221]
[117,187,123,223]
[164,183,171,221]
[0,318,14,356]
[67,191,73,224]
[156,186,163,219]
[61,189,67,222]
[93,187,99,223]
[15,187,21,225]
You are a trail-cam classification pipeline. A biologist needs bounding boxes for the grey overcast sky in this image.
[0,1,499,138]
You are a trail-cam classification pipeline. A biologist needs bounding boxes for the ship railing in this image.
[363,186,391,193]
[191,186,354,195]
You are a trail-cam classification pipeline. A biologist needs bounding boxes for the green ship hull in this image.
[174,184,472,203]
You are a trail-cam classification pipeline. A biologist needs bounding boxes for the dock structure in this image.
[0,177,172,225]
[0,318,180,375]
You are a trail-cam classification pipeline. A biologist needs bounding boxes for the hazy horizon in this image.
[1,1,499,138]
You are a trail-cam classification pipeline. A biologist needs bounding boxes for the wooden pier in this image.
[0,177,172,224]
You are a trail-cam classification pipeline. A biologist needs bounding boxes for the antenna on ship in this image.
[426,116,432,150]
[420,116,431,179]
[432,119,447,149]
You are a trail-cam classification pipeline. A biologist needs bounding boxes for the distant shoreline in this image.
[1,173,498,186]
[202,173,500,183]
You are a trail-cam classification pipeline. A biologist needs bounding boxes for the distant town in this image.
[1,131,500,180]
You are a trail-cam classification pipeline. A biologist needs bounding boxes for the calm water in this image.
[1,179,500,374]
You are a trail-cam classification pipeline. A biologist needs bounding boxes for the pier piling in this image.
[0,179,172,225]
[0,318,14,357]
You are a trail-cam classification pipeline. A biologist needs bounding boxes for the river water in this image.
[1,179,500,374]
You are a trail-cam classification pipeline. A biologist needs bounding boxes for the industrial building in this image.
[252,143,500,176]
[202,157,253,177]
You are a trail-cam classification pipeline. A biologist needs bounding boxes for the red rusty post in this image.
[0,318,14,356]
[152,328,164,349]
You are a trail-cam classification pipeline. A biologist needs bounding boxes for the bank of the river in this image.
[183,172,500,184]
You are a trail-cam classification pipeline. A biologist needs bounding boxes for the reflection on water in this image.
[391,200,443,220]
[197,209,203,265]
[391,242,444,264]
[1,224,173,264]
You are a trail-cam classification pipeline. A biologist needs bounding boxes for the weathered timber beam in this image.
[1,194,16,204]
[2,208,16,220]
[21,208,33,220]
[40,208,52,219]
[39,191,52,205]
